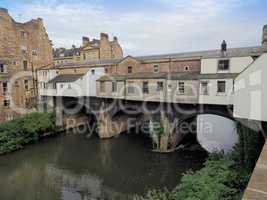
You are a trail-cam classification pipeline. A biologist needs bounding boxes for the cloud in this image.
[10,0,265,56]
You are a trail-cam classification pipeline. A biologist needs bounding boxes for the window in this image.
[3,99,10,107]
[32,50,37,56]
[105,68,108,73]
[218,60,230,71]
[0,64,5,73]
[83,54,86,60]
[128,66,133,74]
[143,81,149,94]
[154,65,159,73]
[217,81,226,93]
[167,84,172,91]
[91,69,95,75]
[112,81,117,92]
[53,83,56,89]
[23,60,28,70]
[200,81,209,95]
[68,84,71,89]
[128,81,135,94]
[157,82,164,91]
[178,82,185,94]
[100,81,105,93]
[184,66,189,71]
[60,84,64,89]
[2,82,8,94]
[20,31,27,39]
[24,80,29,90]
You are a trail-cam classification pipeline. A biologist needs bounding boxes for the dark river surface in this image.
[0,133,207,200]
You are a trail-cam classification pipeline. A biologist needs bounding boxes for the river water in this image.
[0,133,207,200]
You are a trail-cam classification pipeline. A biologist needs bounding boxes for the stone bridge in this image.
[54,96,234,152]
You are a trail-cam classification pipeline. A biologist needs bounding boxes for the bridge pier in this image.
[97,102,130,139]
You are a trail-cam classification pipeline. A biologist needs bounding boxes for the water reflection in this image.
[0,133,207,200]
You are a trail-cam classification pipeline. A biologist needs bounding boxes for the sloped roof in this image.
[53,47,80,58]
[55,58,122,68]
[137,46,267,61]
[97,72,239,81]
[48,74,84,83]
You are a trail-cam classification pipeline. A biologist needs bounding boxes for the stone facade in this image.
[0,8,53,121]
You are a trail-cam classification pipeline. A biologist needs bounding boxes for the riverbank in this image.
[0,112,57,155]
[134,123,265,200]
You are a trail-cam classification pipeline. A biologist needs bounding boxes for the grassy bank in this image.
[0,112,57,155]
[134,123,264,200]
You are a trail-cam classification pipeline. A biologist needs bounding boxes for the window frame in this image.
[153,65,160,73]
[127,81,135,94]
[200,81,209,95]
[112,81,117,93]
[128,66,133,74]
[178,81,185,95]
[218,59,230,71]
[157,81,164,92]
[100,81,105,93]
[143,81,149,94]
[217,80,226,94]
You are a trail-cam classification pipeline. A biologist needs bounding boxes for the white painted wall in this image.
[199,79,234,105]
[201,56,253,74]
[234,53,267,122]
[38,69,58,96]
[56,67,105,97]
[197,114,238,153]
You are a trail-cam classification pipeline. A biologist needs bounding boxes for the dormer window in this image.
[218,59,230,71]
[153,65,159,73]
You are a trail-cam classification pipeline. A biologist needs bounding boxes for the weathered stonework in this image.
[0,8,53,121]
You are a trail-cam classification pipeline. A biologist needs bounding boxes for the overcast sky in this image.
[1,0,267,56]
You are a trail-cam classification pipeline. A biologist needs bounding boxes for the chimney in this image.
[113,36,118,42]
[262,25,267,47]
[100,33,109,41]
[82,37,90,47]
[221,40,227,52]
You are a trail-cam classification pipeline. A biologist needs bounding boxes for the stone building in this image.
[0,8,53,121]
[53,33,123,65]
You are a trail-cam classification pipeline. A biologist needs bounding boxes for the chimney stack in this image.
[100,33,109,41]
[82,37,90,47]
[113,36,118,42]
[262,25,267,47]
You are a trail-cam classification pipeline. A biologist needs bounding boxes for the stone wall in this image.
[0,8,53,122]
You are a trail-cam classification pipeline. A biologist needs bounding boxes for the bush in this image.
[0,112,56,155]
[134,123,264,200]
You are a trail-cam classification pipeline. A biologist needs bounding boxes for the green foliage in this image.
[134,123,264,200]
[0,112,56,155]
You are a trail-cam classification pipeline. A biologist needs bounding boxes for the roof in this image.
[97,72,239,81]
[54,58,122,68]
[136,46,267,62]
[48,74,84,84]
[198,73,239,79]
[53,47,80,58]
[97,75,126,81]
